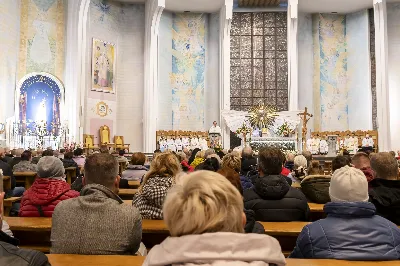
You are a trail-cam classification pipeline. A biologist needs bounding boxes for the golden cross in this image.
[298,107,313,150]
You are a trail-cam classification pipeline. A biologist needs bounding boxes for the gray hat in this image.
[37,156,65,179]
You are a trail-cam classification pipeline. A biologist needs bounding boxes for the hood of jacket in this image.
[80,183,123,203]
[24,178,72,205]
[143,232,286,266]
[324,201,376,218]
[369,178,400,207]
[254,175,290,200]
[301,175,331,183]
[126,164,148,171]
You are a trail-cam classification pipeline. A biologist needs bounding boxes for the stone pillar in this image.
[219,0,233,150]
[143,0,165,153]
[287,0,299,111]
[373,0,391,151]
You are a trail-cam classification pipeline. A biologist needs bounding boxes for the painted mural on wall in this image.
[313,14,348,131]
[18,73,62,133]
[18,0,65,82]
[92,38,116,93]
[171,13,206,131]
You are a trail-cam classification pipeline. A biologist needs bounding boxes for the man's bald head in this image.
[242,146,253,158]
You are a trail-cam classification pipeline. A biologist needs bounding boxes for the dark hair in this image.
[99,145,109,154]
[188,148,201,165]
[195,157,220,172]
[119,149,125,156]
[301,151,312,166]
[217,167,243,195]
[154,149,161,154]
[332,155,351,172]
[59,149,66,153]
[217,151,225,160]
[64,152,74,160]
[42,150,54,157]
[74,148,83,156]
[21,150,32,161]
[258,147,283,175]
[131,152,146,165]
[307,160,323,175]
[84,153,118,189]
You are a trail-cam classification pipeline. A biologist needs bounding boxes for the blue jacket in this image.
[240,175,253,190]
[289,201,400,260]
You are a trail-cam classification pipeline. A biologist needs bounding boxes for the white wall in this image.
[205,12,220,128]
[297,12,314,132]
[347,10,372,131]
[157,11,173,130]
[387,3,400,150]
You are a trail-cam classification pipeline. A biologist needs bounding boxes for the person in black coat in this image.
[241,146,257,176]
[244,147,309,222]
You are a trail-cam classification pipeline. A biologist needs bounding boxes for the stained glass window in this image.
[230,12,288,112]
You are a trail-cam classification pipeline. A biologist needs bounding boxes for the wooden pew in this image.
[64,167,77,185]
[3,197,21,216]
[128,180,140,188]
[47,254,145,266]
[45,255,400,266]
[118,189,138,200]
[13,172,37,189]
[3,175,11,191]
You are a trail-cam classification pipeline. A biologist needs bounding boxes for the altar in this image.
[250,137,297,152]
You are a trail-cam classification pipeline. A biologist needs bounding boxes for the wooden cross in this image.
[298,107,313,151]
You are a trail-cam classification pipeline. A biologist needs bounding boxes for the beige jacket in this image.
[143,232,286,266]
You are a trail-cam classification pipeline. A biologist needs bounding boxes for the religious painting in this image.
[92,38,116,93]
[17,73,63,134]
[17,0,65,82]
[96,101,109,117]
[170,13,206,131]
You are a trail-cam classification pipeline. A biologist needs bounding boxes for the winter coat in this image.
[244,209,265,234]
[13,161,37,172]
[244,174,309,222]
[300,175,331,204]
[0,231,50,266]
[19,178,79,217]
[240,175,253,190]
[0,160,16,198]
[289,201,400,260]
[62,158,80,177]
[369,178,400,225]
[51,184,142,255]
[241,157,257,176]
[121,165,148,181]
[143,232,286,266]
[132,175,174,219]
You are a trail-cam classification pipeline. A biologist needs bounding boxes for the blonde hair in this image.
[221,154,241,173]
[196,150,205,159]
[140,152,181,192]
[163,171,244,236]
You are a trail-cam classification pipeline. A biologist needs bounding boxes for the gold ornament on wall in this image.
[248,104,278,129]
[96,101,109,117]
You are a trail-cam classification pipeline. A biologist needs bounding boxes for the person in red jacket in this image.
[19,156,79,217]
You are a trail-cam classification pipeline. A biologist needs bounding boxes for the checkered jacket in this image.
[132,175,174,220]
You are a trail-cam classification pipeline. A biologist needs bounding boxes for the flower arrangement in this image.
[274,119,297,137]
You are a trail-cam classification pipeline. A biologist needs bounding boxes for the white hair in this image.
[294,155,307,170]
[163,171,244,237]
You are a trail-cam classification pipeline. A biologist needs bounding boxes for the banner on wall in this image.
[92,38,116,94]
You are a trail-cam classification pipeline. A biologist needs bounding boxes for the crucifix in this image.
[298,107,313,151]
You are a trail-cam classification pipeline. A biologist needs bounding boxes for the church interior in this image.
[2,0,400,265]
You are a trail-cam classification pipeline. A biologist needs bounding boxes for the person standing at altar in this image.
[349,134,359,154]
[319,138,329,155]
[362,134,374,152]
[209,121,222,148]
[308,135,320,155]
[159,136,167,152]
[191,135,200,150]
[199,136,208,151]
[175,136,183,152]
[344,134,353,153]
[307,134,314,153]
[209,121,221,134]
[182,136,190,149]
[167,137,177,152]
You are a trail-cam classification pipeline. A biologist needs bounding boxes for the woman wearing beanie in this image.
[19,156,79,217]
[290,165,400,260]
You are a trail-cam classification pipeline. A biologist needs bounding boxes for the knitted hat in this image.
[329,165,369,202]
[37,156,65,178]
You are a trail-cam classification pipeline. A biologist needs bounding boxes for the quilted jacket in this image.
[289,201,400,260]
[300,175,331,204]
[244,174,309,222]
[19,178,79,217]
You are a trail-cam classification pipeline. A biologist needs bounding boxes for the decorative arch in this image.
[16,72,65,133]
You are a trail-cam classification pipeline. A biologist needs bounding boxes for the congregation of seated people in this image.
[1,145,400,265]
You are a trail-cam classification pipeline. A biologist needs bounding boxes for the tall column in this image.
[287,0,298,111]
[374,0,391,151]
[219,0,233,150]
[143,0,165,153]
[65,0,87,144]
